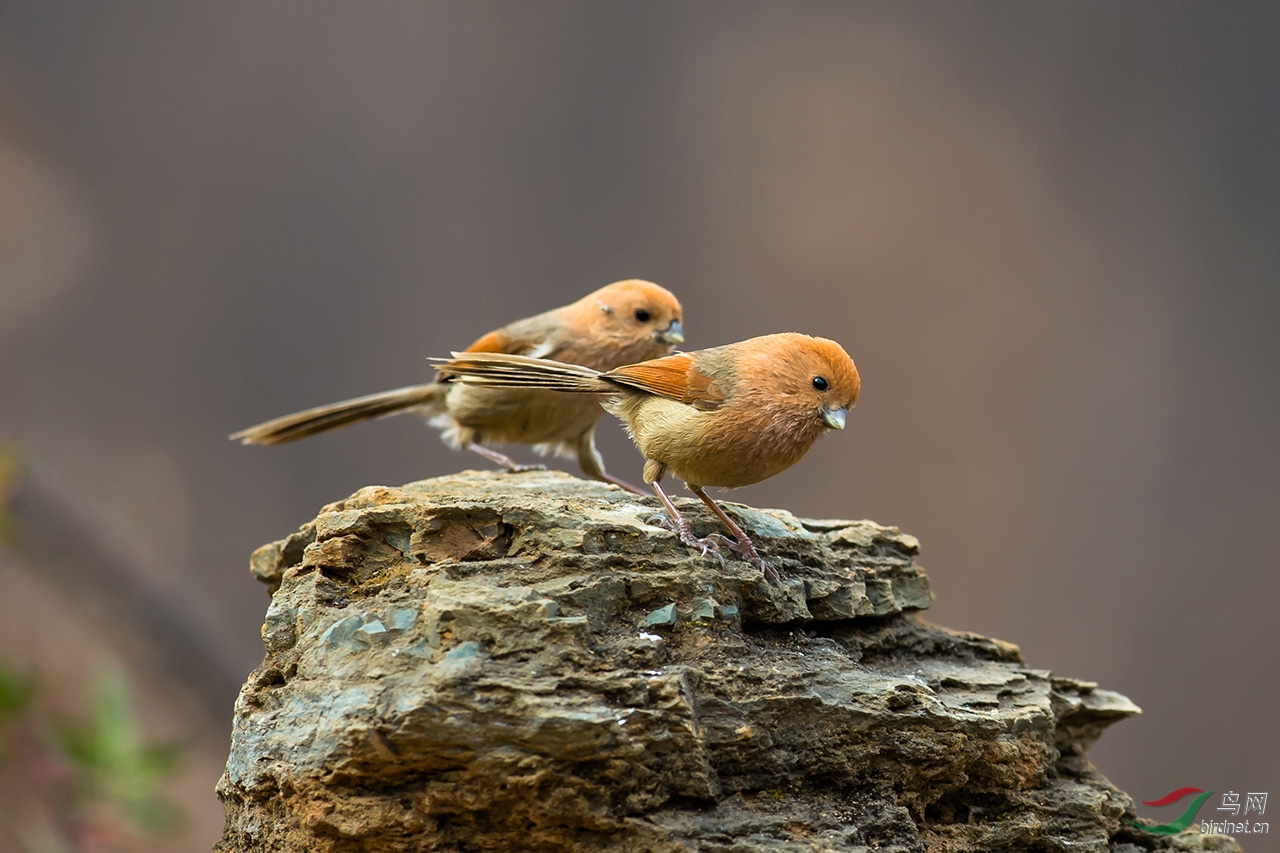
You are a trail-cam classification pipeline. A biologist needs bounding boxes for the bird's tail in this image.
[231,383,447,445]
[434,352,617,394]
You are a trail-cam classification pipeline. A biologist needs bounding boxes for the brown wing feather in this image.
[605,353,726,411]
[462,329,509,354]
[463,312,566,358]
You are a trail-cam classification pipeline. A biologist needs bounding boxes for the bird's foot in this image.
[503,462,548,474]
[756,557,783,585]
[651,515,729,564]
[722,536,781,584]
[677,531,729,565]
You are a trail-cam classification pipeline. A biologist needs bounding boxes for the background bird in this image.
[232,279,684,494]
[438,332,860,579]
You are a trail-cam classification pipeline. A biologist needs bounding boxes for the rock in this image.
[642,602,678,627]
[217,471,1238,853]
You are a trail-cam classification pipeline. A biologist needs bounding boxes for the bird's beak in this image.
[820,406,847,430]
[656,319,684,345]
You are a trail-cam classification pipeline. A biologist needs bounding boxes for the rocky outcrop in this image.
[217,471,1238,852]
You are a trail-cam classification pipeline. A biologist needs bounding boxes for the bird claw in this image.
[682,532,728,565]
[720,536,782,584]
[701,539,728,566]
[650,520,773,576]
[505,463,548,473]
[648,515,725,564]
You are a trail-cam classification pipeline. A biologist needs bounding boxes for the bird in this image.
[231,280,684,495]
[436,332,860,580]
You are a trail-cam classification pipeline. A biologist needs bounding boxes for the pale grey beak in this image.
[820,406,847,430]
[656,319,684,345]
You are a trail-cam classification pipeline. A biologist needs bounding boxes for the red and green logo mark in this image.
[1131,788,1214,835]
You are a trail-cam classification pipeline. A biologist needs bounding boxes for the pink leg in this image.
[650,480,728,561]
[597,471,648,497]
[690,485,780,583]
[466,443,547,473]
[573,429,646,496]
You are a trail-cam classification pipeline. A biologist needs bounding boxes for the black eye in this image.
[812,376,829,391]
[634,308,651,322]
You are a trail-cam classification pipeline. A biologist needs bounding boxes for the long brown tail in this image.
[231,383,447,445]
[434,352,617,394]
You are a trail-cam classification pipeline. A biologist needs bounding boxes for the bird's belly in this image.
[627,398,814,489]
[445,384,604,445]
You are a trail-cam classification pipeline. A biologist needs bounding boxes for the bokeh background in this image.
[1,2,1277,850]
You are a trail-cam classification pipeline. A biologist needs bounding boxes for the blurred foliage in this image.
[0,661,38,760]
[0,444,20,544]
[0,662,37,720]
[0,658,184,852]
[53,671,183,833]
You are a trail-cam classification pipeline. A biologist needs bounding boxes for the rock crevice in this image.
[218,471,1234,852]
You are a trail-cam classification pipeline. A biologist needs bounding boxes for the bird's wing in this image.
[462,314,561,359]
[460,329,509,354]
[605,353,727,411]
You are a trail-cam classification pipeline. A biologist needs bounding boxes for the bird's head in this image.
[585,279,684,354]
[761,333,861,431]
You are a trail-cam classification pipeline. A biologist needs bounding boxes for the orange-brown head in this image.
[736,332,860,432]
[567,279,684,354]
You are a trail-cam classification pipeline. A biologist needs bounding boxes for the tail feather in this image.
[231,384,445,445]
[434,352,615,394]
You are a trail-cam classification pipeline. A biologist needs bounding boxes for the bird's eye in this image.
[634,308,651,322]
[812,376,829,391]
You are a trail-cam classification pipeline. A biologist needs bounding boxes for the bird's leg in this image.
[465,442,546,473]
[650,480,728,562]
[574,429,647,497]
[597,471,648,497]
[689,485,780,583]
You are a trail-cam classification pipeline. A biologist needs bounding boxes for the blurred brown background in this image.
[0,2,1277,850]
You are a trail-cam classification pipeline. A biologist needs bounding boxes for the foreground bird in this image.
[231,280,684,494]
[437,333,860,580]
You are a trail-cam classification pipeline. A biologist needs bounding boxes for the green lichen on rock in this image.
[217,470,1237,853]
